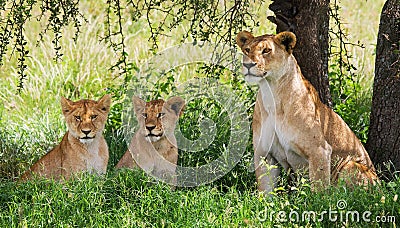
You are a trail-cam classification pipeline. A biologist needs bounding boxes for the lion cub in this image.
[115,96,185,186]
[20,95,111,181]
[236,31,378,192]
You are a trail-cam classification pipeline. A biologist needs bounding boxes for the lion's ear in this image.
[274,31,296,54]
[97,94,111,113]
[60,97,74,116]
[236,31,254,50]
[166,96,185,117]
[132,96,146,116]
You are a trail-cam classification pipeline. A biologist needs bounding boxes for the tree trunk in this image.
[267,0,332,107]
[366,0,400,179]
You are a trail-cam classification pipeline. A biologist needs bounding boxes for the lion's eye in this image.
[262,48,271,55]
[74,116,81,121]
[157,113,165,118]
[90,115,98,120]
[142,113,147,118]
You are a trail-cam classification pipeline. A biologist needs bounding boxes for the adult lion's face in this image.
[61,94,111,144]
[133,96,185,143]
[236,31,297,83]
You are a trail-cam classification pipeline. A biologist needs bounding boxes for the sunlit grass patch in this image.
[0,171,398,227]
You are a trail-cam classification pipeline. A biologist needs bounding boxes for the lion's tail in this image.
[332,156,379,186]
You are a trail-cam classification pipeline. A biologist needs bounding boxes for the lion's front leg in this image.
[307,142,332,190]
[156,149,178,189]
[255,153,280,194]
[253,97,280,194]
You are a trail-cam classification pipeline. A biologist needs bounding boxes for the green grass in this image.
[1,170,398,227]
[0,0,396,227]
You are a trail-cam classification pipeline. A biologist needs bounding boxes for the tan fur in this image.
[115,96,185,187]
[20,95,111,181]
[236,31,378,192]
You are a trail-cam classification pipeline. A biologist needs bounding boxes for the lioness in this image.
[236,31,378,192]
[20,95,111,181]
[115,96,185,186]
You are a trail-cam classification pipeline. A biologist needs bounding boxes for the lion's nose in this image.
[146,125,156,132]
[81,129,91,136]
[243,62,256,69]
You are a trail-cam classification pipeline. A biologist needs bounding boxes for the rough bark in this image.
[267,0,332,107]
[366,0,400,178]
